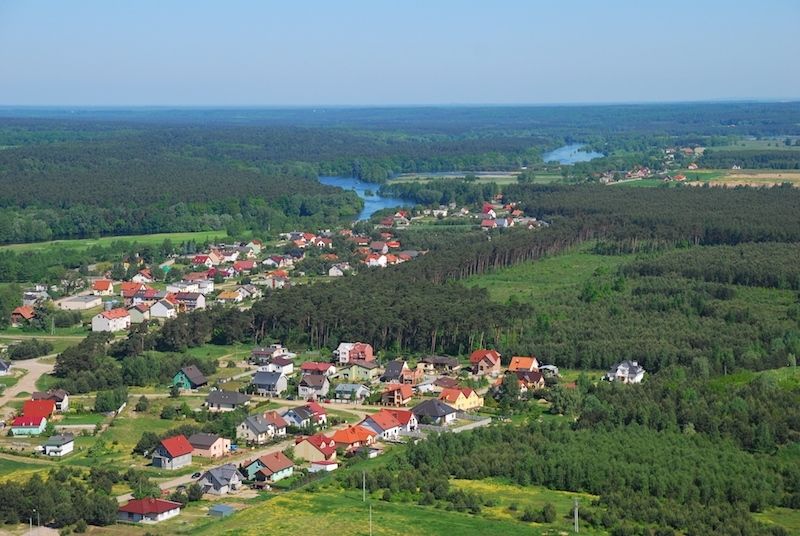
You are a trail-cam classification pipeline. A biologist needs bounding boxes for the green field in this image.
[0,230,230,253]
[464,245,633,304]
[390,172,565,186]
[0,456,53,482]
[712,139,799,151]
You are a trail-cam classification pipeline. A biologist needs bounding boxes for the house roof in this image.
[179,365,208,386]
[119,498,182,515]
[32,389,68,402]
[439,388,467,404]
[44,433,74,447]
[306,401,326,416]
[433,377,460,389]
[253,371,284,387]
[331,425,376,445]
[412,399,457,418]
[421,355,459,367]
[298,434,337,457]
[508,356,538,372]
[381,408,415,427]
[217,290,242,300]
[100,308,129,320]
[202,463,239,486]
[243,415,272,435]
[469,349,501,365]
[383,383,413,399]
[159,435,193,458]
[365,410,402,432]
[347,360,378,370]
[335,383,369,394]
[270,356,293,367]
[12,415,45,427]
[382,360,407,380]
[92,280,113,291]
[301,362,333,373]
[516,370,544,385]
[175,292,202,301]
[188,432,221,450]
[12,305,35,319]
[300,375,328,388]
[206,390,251,406]
[22,400,56,419]
[0,359,9,371]
[263,410,288,429]
[258,451,294,474]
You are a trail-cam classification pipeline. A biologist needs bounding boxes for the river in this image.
[318,176,410,220]
[542,143,603,164]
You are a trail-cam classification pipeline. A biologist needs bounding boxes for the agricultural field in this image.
[390,171,565,186]
[0,231,231,253]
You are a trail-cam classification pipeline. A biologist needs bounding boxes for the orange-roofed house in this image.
[91,308,131,332]
[508,356,539,373]
[331,425,376,453]
[469,349,502,376]
[92,279,115,296]
[381,384,413,407]
[11,305,35,327]
[439,387,484,411]
[294,434,337,462]
[22,399,56,419]
[242,451,295,483]
[359,410,403,440]
[216,290,244,304]
[380,408,418,432]
[152,435,193,470]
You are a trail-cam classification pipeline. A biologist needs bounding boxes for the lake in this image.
[543,143,603,164]
[318,176,409,220]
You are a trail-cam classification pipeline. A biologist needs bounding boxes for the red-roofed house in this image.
[380,408,418,432]
[92,279,115,296]
[481,219,497,229]
[11,305,35,327]
[233,260,256,273]
[470,349,502,376]
[10,415,47,436]
[300,362,337,376]
[132,269,154,284]
[331,425,377,453]
[22,399,56,419]
[118,498,182,523]
[294,434,337,462]
[360,410,402,440]
[91,308,131,332]
[381,384,413,406]
[508,356,539,373]
[152,435,193,470]
[439,387,484,411]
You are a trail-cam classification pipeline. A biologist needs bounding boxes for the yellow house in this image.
[439,387,484,411]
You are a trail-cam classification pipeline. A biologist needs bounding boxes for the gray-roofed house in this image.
[411,399,457,426]
[604,360,646,384]
[298,375,330,400]
[252,371,287,397]
[44,433,74,457]
[334,384,370,402]
[205,391,251,412]
[32,389,70,412]
[380,360,408,383]
[173,365,208,390]
[188,433,230,458]
[198,463,242,495]
[419,355,461,373]
[237,415,277,445]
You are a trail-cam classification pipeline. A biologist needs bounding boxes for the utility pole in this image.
[573,498,579,533]
[369,503,373,536]
[362,470,366,502]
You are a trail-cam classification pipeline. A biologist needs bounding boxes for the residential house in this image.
[92,279,115,296]
[233,260,256,273]
[237,415,274,445]
[23,399,56,419]
[152,435,193,470]
[11,305,35,327]
[11,415,47,436]
[439,387,484,411]
[516,370,545,392]
[173,365,208,390]
[132,269,154,284]
[167,281,200,294]
[508,356,539,373]
[469,349,502,376]
[261,274,290,289]
[188,433,231,458]
[198,463,242,495]
[365,253,387,267]
[283,403,327,429]
[91,308,131,332]
[333,342,375,364]
[381,360,423,385]
[31,389,69,412]
[205,391,251,412]
[293,434,337,462]
[605,360,646,384]
[252,371,288,397]
[250,344,293,364]
[0,359,9,376]
[379,408,418,433]
[334,383,370,402]
[419,355,461,374]
[331,425,376,453]
[298,375,330,399]
[412,399,457,426]
[216,290,244,304]
[309,460,339,473]
[43,433,74,457]
[381,384,413,406]
[118,498,182,524]
[300,362,337,376]
[359,410,402,440]
[263,411,288,437]
[263,356,294,375]
[337,361,379,382]
[174,292,206,311]
[244,451,294,483]
[236,285,262,300]
[369,241,388,254]
[328,264,349,277]
[150,299,177,320]
[128,303,151,324]
[432,376,460,392]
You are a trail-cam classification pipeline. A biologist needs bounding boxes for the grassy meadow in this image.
[0,230,231,253]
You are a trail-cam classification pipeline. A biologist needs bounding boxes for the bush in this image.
[542,502,556,523]
[74,519,88,533]
[7,338,53,360]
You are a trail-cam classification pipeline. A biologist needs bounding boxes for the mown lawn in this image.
[0,230,231,252]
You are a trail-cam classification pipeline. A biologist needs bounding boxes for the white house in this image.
[91,308,131,332]
[44,433,74,457]
[604,361,646,384]
[118,498,182,524]
[58,295,102,311]
[150,299,177,320]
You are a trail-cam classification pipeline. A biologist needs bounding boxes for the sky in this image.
[0,0,798,106]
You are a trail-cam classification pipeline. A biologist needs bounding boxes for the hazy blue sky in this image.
[1,0,798,105]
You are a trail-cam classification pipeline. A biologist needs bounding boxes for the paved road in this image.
[0,355,56,419]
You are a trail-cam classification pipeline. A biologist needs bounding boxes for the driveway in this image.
[0,355,56,419]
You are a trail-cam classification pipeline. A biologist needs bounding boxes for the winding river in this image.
[318,176,410,220]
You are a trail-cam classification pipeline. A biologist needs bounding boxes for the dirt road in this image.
[0,356,56,419]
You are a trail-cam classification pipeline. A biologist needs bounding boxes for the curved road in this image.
[0,355,56,419]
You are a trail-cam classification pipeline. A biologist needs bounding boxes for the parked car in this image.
[192,472,201,479]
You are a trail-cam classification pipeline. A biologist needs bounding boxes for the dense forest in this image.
[700,148,800,169]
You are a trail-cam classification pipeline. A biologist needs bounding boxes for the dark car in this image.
[192,472,201,479]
